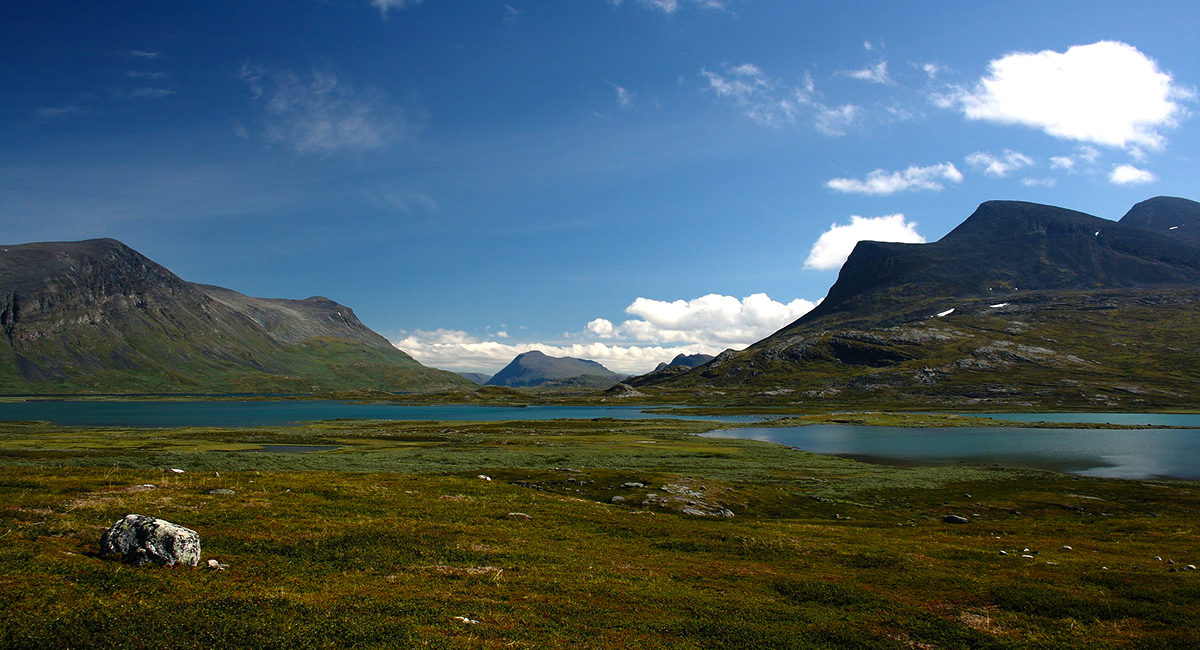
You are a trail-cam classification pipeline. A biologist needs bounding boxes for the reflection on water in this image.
[705,425,1200,481]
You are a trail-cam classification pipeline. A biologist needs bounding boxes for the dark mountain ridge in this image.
[804,200,1200,328]
[0,238,467,394]
[635,197,1200,408]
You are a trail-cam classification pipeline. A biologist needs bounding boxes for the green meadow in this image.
[1,417,1198,648]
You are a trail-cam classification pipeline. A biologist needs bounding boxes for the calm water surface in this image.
[706,425,1200,480]
[0,400,759,428]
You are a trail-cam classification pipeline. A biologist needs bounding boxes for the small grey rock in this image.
[943,514,970,524]
[207,488,235,495]
[608,495,627,504]
[99,514,201,568]
[621,482,645,489]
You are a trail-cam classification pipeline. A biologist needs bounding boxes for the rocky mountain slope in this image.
[486,350,624,389]
[631,197,1200,409]
[0,238,469,394]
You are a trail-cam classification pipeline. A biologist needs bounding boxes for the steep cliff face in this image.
[802,200,1200,328]
[0,238,467,394]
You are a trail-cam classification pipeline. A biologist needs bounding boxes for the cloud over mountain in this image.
[805,214,926,271]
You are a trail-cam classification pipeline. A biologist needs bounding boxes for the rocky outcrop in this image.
[99,514,201,567]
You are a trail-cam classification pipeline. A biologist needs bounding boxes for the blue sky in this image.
[4,1,1199,374]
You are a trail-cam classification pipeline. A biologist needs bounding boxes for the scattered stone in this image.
[1185,565,1197,571]
[214,472,220,478]
[943,515,970,524]
[608,495,627,504]
[1061,545,1073,550]
[506,512,532,520]
[999,550,1007,555]
[125,484,157,492]
[99,514,201,568]
[453,616,481,625]
[621,482,645,489]
[1021,554,1034,559]
[1156,556,1163,561]
[477,475,492,481]
[207,488,235,495]
[206,559,228,571]
[170,468,185,474]
[681,507,735,518]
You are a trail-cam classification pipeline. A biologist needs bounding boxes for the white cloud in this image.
[36,106,80,119]
[393,328,720,375]
[845,61,894,86]
[241,66,409,153]
[805,214,926,271]
[610,82,634,109]
[130,88,176,99]
[812,103,861,136]
[610,0,725,12]
[827,163,962,195]
[702,64,797,128]
[702,64,861,134]
[1022,177,1057,188]
[943,41,1193,150]
[615,293,816,347]
[921,62,945,80]
[1109,164,1157,185]
[371,0,424,16]
[587,318,616,338]
[128,50,160,59]
[965,149,1034,177]
[1049,156,1075,171]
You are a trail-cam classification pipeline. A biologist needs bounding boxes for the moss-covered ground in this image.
[1,417,1199,648]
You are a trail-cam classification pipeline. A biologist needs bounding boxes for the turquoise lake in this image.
[705,425,1200,480]
[3,401,1198,480]
[0,400,759,428]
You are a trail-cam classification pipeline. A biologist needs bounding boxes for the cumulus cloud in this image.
[826,163,962,195]
[371,0,424,16]
[393,329,721,375]
[612,293,817,347]
[804,214,926,271]
[241,66,410,153]
[702,64,861,134]
[1022,177,1057,188]
[941,41,1193,150]
[965,149,1034,177]
[845,61,894,85]
[1109,164,1157,185]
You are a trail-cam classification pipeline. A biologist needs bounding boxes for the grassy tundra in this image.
[1,417,1198,648]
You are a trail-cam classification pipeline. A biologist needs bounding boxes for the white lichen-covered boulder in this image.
[99,514,201,567]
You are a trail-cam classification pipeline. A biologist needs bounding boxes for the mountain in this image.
[455,372,492,385]
[625,353,716,388]
[0,238,470,394]
[636,198,1200,409]
[1119,196,1200,245]
[485,350,624,389]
